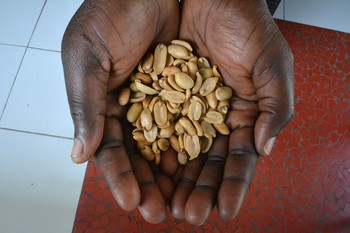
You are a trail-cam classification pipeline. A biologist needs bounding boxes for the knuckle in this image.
[229,146,257,158]
[96,139,124,157]
[223,175,249,186]
[69,99,85,122]
[67,86,105,123]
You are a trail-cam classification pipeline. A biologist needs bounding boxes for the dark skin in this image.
[171,0,294,225]
[62,0,180,224]
[62,0,294,225]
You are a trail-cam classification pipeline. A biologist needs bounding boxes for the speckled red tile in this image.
[72,20,350,232]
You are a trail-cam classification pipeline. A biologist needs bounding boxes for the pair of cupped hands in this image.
[62,0,294,226]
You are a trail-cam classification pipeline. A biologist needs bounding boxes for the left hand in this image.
[168,0,295,225]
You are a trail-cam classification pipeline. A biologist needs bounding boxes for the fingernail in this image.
[263,137,276,156]
[71,139,84,158]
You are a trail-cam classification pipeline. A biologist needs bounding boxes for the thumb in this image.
[62,34,109,164]
[254,76,295,155]
[253,47,295,156]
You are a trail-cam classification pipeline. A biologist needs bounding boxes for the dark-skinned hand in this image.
[62,0,294,226]
[61,0,180,224]
[168,0,294,225]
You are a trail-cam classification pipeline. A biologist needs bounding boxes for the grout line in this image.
[0,127,73,140]
[27,0,47,47]
[27,46,60,53]
[0,0,47,121]
[283,0,286,20]
[0,48,27,121]
[0,42,26,48]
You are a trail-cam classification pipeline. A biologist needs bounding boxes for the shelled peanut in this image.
[118,40,232,165]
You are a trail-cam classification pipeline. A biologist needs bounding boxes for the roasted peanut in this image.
[119,40,232,166]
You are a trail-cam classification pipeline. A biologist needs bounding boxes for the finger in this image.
[62,32,110,164]
[154,174,175,206]
[172,163,185,185]
[159,148,179,177]
[217,127,258,220]
[121,123,167,224]
[170,154,206,219]
[253,40,295,156]
[184,135,228,226]
[134,160,167,224]
[226,96,259,129]
[95,117,140,212]
[150,163,175,205]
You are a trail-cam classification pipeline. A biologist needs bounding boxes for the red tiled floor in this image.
[72,20,350,232]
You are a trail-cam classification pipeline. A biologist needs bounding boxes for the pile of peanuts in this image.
[118,40,232,165]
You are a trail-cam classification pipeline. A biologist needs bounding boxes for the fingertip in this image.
[170,206,184,220]
[218,208,239,222]
[113,175,141,212]
[254,115,280,157]
[184,192,212,226]
[217,194,240,221]
[119,195,140,212]
[217,182,247,221]
[186,216,206,226]
[262,136,276,156]
[71,139,89,164]
[255,132,278,157]
[139,203,167,224]
[185,208,206,226]
[138,184,167,224]
[170,186,187,219]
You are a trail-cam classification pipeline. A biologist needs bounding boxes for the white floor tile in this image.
[30,0,84,51]
[285,0,350,33]
[0,45,25,116]
[273,0,284,20]
[0,0,45,46]
[0,129,86,233]
[0,48,74,138]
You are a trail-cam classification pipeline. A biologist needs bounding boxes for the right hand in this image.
[61,0,179,223]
